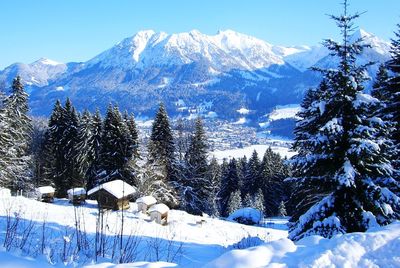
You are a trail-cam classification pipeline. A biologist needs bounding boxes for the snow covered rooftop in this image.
[36,186,55,194]
[136,196,157,205]
[0,188,11,198]
[67,188,86,196]
[148,203,169,214]
[87,180,136,199]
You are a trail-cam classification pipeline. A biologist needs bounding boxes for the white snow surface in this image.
[136,196,157,206]
[228,208,263,224]
[88,179,137,199]
[148,203,169,214]
[212,144,296,163]
[67,187,86,196]
[236,108,250,115]
[205,221,400,268]
[265,104,301,121]
[36,186,55,194]
[0,197,399,267]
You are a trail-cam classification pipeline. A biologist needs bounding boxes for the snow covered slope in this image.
[0,196,399,267]
[206,222,400,268]
[0,58,67,88]
[0,29,391,118]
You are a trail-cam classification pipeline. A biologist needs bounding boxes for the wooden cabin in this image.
[36,186,55,203]
[0,188,11,198]
[67,187,86,205]
[148,203,169,225]
[136,196,157,213]
[87,180,137,210]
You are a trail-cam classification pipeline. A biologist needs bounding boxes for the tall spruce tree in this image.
[383,24,400,179]
[182,117,212,215]
[148,103,176,182]
[243,150,260,196]
[86,109,103,190]
[206,157,222,216]
[146,103,179,206]
[289,1,400,240]
[219,158,240,216]
[96,104,134,185]
[0,76,32,190]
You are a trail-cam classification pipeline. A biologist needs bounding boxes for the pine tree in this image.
[259,148,287,216]
[86,109,103,190]
[371,64,390,101]
[148,103,177,182]
[182,117,211,215]
[383,24,400,180]
[206,157,222,216]
[123,111,139,159]
[289,1,400,241]
[243,150,260,196]
[227,190,242,216]
[75,109,92,185]
[147,103,179,206]
[278,201,287,217]
[219,158,240,216]
[0,76,33,191]
[253,188,265,216]
[243,193,253,208]
[96,104,134,185]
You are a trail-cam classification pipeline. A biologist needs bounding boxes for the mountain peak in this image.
[33,58,63,66]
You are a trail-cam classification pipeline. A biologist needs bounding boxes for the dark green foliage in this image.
[96,104,135,185]
[289,1,400,241]
[219,158,240,216]
[148,103,177,182]
[0,76,33,190]
[182,117,212,215]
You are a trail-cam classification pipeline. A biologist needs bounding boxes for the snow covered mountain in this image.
[0,29,391,118]
[0,58,68,89]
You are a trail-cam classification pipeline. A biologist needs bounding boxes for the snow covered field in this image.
[211,144,297,162]
[0,196,399,267]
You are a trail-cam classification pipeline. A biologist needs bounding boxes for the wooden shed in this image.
[0,188,11,198]
[87,180,137,210]
[136,196,157,213]
[148,203,169,225]
[67,187,86,205]
[36,186,55,203]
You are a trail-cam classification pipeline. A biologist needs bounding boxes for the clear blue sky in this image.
[0,0,398,69]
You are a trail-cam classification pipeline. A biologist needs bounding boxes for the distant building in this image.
[148,203,169,225]
[136,196,157,213]
[36,186,55,203]
[87,180,137,210]
[0,188,11,198]
[67,188,86,205]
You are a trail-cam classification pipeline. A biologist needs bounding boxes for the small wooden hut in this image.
[0,188,11,198]
[36,186,55,203]
[87,180,137,210]
[148,203,169,225]
[136,196,157,213]
[67,188,86,205]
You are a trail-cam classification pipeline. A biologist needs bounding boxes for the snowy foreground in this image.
[0,197,399,267]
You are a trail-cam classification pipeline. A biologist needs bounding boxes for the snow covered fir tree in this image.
[289,1,400,240]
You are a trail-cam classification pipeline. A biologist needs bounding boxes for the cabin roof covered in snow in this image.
[136,196,157,205]
[148,203,169,214]
[67,188,86,196]
[87,180,136,199]
[0,188,11,197]
[36,186,55,194]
